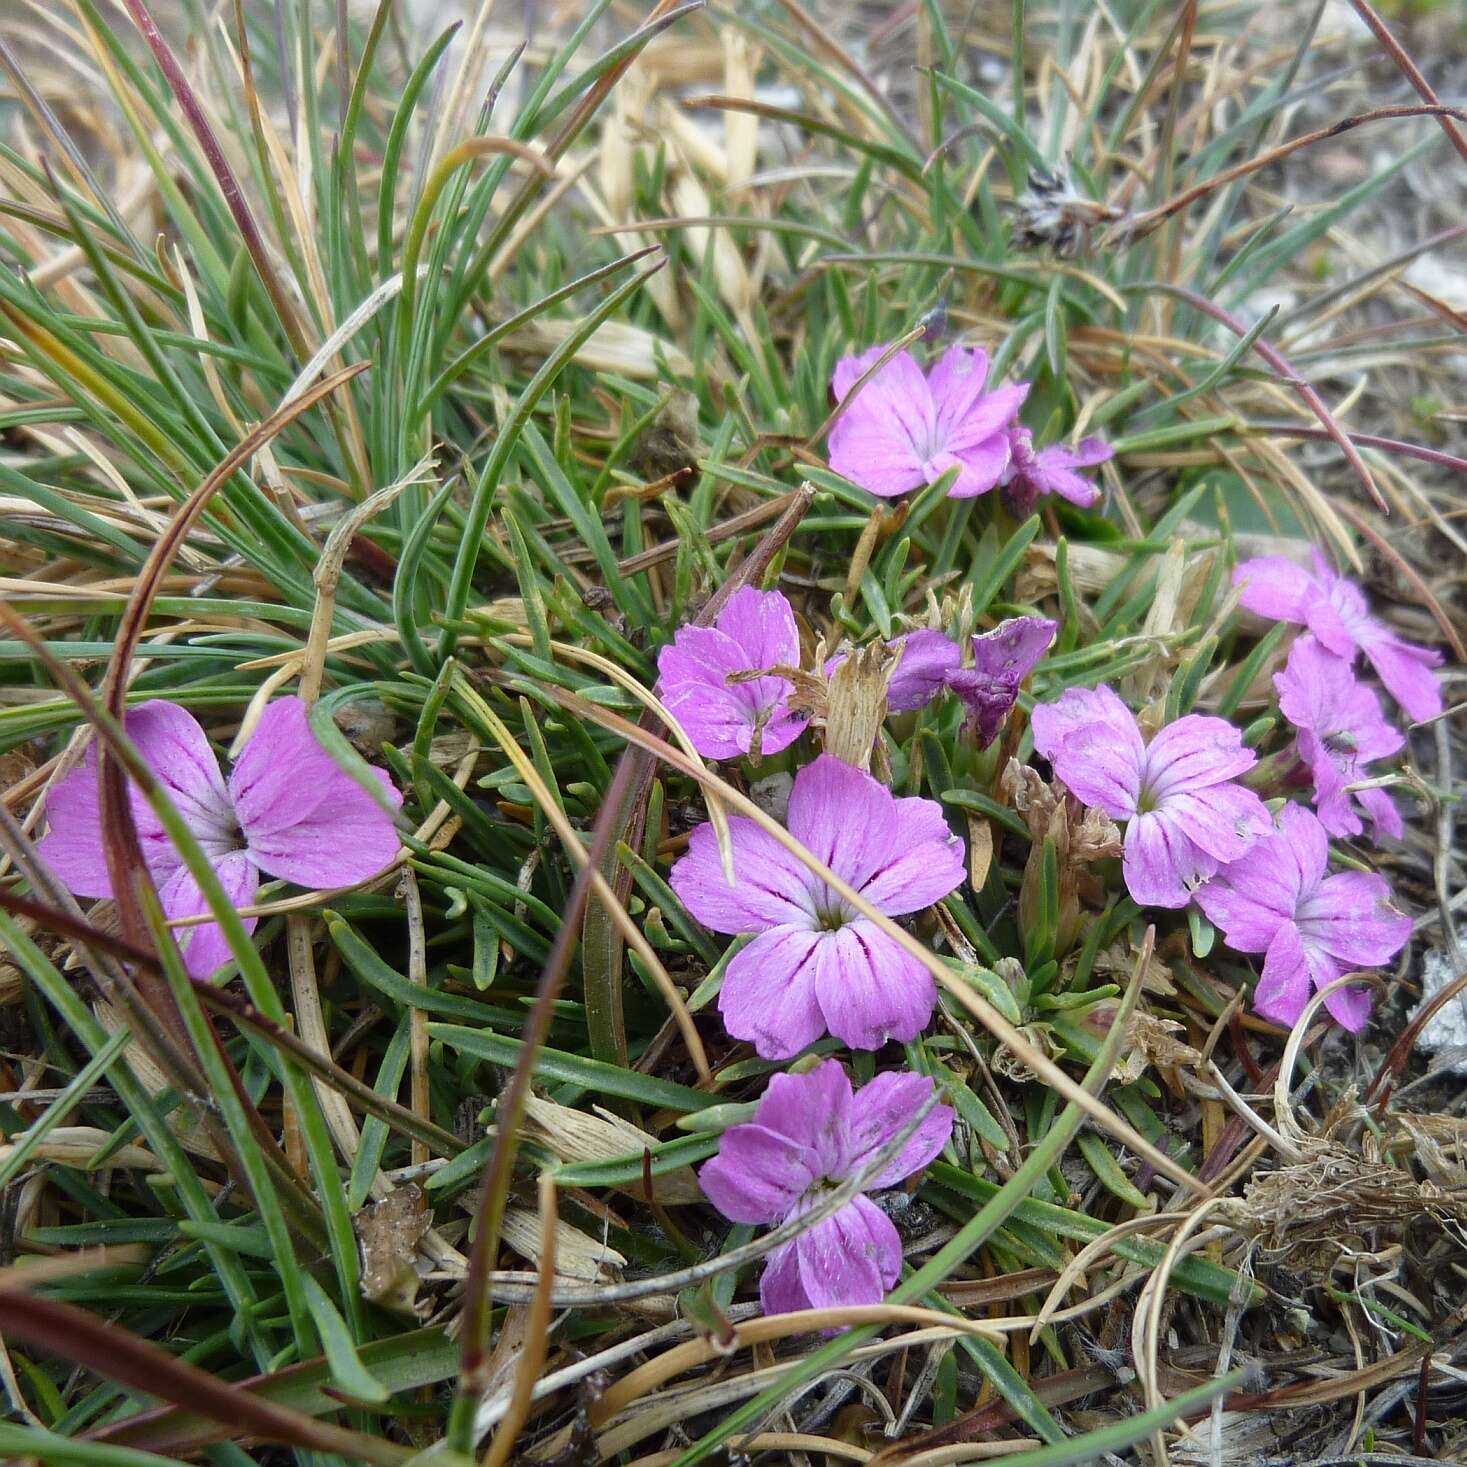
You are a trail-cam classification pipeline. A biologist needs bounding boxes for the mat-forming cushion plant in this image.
[0,1,1462,1464]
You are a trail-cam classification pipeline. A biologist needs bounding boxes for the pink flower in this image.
[657,587,809,761]
[883,629,963,711]
[825,628,962,713]
[1000,428,1112,517]
[1031,685,1270,909]
[1274,636,1404,842]
[669,755,965,1058]
[699,1060,952,1315]
[1196,802,1410,1031]
[1234,550,1443,721]
[828,344,1029,499]
[38,698,402,978]
[946,617,1057,745]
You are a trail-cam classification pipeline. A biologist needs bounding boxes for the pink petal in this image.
[670,817,816,932]
[1232,557,1317,623]
[1142,714,1256,801]
[829,346,934,498]
[158,850,259,979]
[785,756,895,889]
[1298,871,1411,971]
[1194,875,1287,955]
[1358,630,1444,722]
[832,343,928,406]
[812,920,937,1051]
[1065,436,1113,469]
[759,1239,811,1314]
[1254,921,1313,1028]
[1021,431,1109,507]
[1356,785,1404,842]
[925,345,993,438]
[854,797,964,916]
[940,380,1030,456]
[1030,455,1103,507]
[1296,730,1362,839]
[1320,973,1374,1031]
[971,617,1057,685]
[931,438,1009,499]
[698,1122,818,1224]
[39,703,236,897]
[828,435,931,497]
[1276,636,1403,756]
[714,586,802,670]
[1195,803,1324,946]
[1123,810,1216,908]
[795,1196,902,1308]
[751,1061,853,1177]
[658,624,806,760]
[1030,685,1144,820]
[718,927,827,1059]
[37,756,115,899]
[127,702,234,844]
[1303,597,1363,662]
[1161,782,1270,865]
[230,698,400,888]
[659,628,768,760]
[846,1071,952,1188]
[886,630,962,712]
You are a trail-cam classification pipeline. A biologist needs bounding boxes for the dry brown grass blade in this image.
[1122,104,1467,243]
[592,1307,1003,1426]
[480,1172,559,1467]
[1344,0,1467,167]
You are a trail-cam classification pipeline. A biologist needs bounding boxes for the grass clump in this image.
[0,2,1464,1464]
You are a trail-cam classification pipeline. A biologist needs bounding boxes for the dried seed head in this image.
[1002,759,1122,953]
[1007,163,1121,257]
[823,639,896,771]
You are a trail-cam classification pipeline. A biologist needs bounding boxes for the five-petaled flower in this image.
[39,698,402,978]
[829,344,1028,500]
[1275,635,1403,842]
[657,586,809,761]
[1234,550,1443,721]
[670,755,965,1058]
[1000,428,1112,517]
[1196,802,1410,1031]
[946,617,1057,746]
[1031,684,1271,908]
[699,1060,953,1315]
